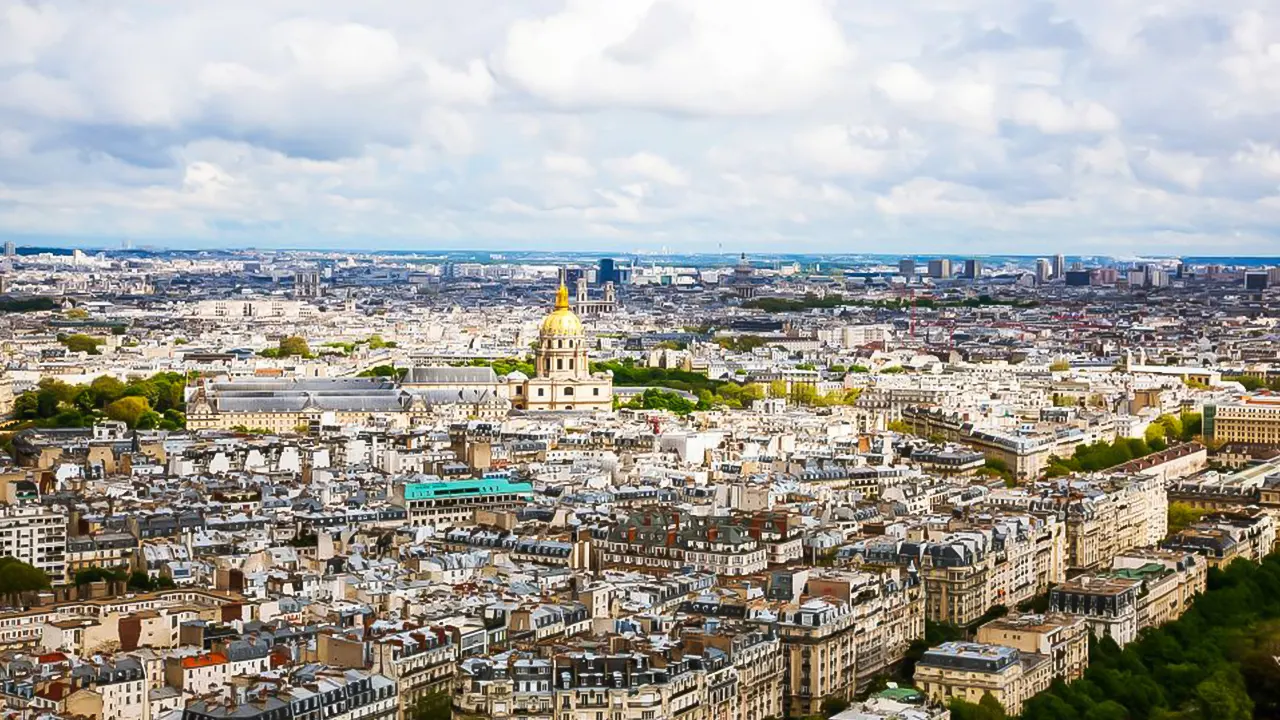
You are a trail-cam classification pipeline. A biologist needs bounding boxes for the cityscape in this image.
[0,247,1272,720]
[2,2,1280,720]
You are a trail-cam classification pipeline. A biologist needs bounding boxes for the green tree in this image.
[60,333,104,354]
[820,696,850,718]
[0,557,51,604]
[278,336,311,358]
[88,376,127,406]
[1193,667,1253,720]
[409,691,451,720]
[104,396,152,426]
[1168,502,1207,536]
[127,571,156,592]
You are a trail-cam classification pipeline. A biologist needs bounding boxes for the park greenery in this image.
[58,333,104,354]
[1223,374,1280,391]
[258,335,313,358]
[73,565,174,591]
[13,372,187,429]
[1168,502,1208,536]
[450,358,537,377]
[990,555,1280,720]
[619,388,698,415]
[0,296,57,313]
[1043,415,1200,478]
[263,334,400,359]
[357,365,408,378]
[766,379,862,407]
[713,335,771,353]
[1044,437,1163,478]
[321,334,398,356]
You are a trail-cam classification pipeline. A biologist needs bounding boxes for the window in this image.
[557,359,564,370]
[564,387,574,396]
[538,389,545,396]
[593,388,600,396]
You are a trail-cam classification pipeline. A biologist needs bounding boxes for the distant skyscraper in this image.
[1245,271,1269,291]
[898,258,916,279]
[3,241,14,258]
[964,259,982,280]
[927,258,952,279]
[1035,258,1051,285]
[1052,254,1065,279]
[598,258,618,285]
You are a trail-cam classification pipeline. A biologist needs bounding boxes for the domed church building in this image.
[515,283,613,412]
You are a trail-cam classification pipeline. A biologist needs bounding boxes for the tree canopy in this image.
[59,333,104,354]
[1013,555,1280,720]
[0,557,50,603]
[13,372,187,430]
[259,336,313,358]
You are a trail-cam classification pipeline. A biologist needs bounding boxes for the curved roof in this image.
[540,284,584,337]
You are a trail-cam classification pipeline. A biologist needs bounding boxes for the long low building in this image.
[185,376,510,432]
[392,476,534,527]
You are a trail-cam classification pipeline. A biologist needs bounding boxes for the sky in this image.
[1,1,1279,255]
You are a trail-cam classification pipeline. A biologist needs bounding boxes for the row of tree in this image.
[13,372,188,429]
[950,555,1280,720]
[74,565,175,591]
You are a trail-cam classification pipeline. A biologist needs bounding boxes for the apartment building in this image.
[1027,474,1167,574]
[773,567,924,718]
[852,514,1064,626]
[454,632,777,720]
[393,477,534,528]
[1161,509,1277,568]
[598,511,770,577]
[0,505,68,581]
[974,613,1088,684]
[65,532,137,584]
[1206,397,1280,447]
[1049,576,1140,646]
[914,641,1054,716]
[1110,549,1206,629]
[371,627,457,720]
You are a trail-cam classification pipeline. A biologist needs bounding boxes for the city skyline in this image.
[2,2,1279,253]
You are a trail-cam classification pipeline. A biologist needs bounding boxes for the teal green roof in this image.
[403,479,533,501]
[874,687,925,702]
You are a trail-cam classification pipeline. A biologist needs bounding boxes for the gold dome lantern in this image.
[539,284,584,336]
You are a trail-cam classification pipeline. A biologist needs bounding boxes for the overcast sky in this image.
[1,1,1278,255]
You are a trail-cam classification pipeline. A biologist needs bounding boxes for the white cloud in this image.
[1009,89,1119,134]
[604,152,689,186]
[543,152,595,178]
[0,0,1276,252]
[493,0,852,115]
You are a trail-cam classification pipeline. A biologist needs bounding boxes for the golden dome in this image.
[540,284,584,336]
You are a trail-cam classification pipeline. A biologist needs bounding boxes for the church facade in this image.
[513,284,614,412]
